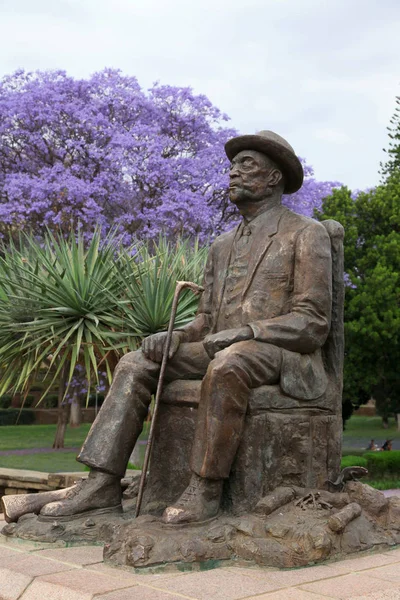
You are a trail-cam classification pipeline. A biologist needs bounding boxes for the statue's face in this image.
[229,150,281,205]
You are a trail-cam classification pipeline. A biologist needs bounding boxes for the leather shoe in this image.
[40,470,121,518]
[162,473,222,524]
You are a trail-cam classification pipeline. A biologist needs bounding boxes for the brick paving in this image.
[0,514,400,600]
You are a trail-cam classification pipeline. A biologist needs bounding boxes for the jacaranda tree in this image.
[0,69,339,242]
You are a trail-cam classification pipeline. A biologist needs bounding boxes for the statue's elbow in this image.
[306,319,330,353]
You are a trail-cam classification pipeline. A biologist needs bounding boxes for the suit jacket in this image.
[180,204,333,400]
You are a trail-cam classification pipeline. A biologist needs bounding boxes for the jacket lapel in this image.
[242,205,285,298]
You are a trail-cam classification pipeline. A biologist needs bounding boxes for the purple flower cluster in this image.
[65,364,107,402]
[0,69,339,242]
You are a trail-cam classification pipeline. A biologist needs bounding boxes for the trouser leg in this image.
[190,340,282,479]
[77,342,209,477]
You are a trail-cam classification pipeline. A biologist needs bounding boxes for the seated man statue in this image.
[41,130,332,524]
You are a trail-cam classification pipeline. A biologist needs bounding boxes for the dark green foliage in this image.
[316,173,400,418]
[366,479,400,490]
[381,95,400,179]
[0,395,12,409]
[20,395,36,408]
[41,395,59,409]
[342,397,354,428]
[87,394,105,408]
[0,409,35,425]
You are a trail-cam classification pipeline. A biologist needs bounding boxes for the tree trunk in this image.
[53,364,70,449]
[397,413,400,431]
[382,415,389,429]
[69,391,82,428]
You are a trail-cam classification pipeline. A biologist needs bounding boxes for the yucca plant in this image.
[113,237,208,340]
[0,228,132,402]
[0,230,207,446]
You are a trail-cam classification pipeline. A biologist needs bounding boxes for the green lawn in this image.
[0,424,91,451]
[0,422,149,472]
[343,415,400,442]
[0,452,87,473]
[0,422,150,452]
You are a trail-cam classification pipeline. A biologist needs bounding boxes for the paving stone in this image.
[36,569,136,596]
[0,567,32,600]
[324,552,400,574]
[37,544,104,565]
[365,563,400,582]
[224,563,359,587]
[20,579,92,600]
[299,573,400,599]
[149,568,284,599]
[98,587,195,599]
[87,561,186,585]
[383,548,400,559]
[4,538,67,551]
[0,544,25,559]
[0,552,76,576]
[351,591,400,600]
[243,590,327,599]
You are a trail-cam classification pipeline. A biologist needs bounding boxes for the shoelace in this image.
[178,481,202,504]
[65,478,86,499]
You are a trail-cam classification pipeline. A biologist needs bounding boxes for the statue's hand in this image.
[142,331,185,363]
[203,326,253,359]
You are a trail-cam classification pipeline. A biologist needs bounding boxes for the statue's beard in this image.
[229,185,273,205]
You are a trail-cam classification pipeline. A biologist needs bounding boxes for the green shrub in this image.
[0,409,35,425]
[367,479,400,490]
[0,395,12,409]
[127,461,140,470]
[41,394,59,409]
[364,451,400,478]
[341,455,368,469]
[20,395,36,408]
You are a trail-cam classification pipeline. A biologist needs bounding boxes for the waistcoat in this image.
[216,223,253,331]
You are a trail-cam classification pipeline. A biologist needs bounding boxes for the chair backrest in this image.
[320,220,345,396]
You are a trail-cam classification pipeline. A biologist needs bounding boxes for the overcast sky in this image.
[0,0,399,189]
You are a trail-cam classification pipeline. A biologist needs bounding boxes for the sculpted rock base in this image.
[3,482,399,571]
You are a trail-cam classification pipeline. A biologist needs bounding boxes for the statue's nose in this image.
[230,166,240,179]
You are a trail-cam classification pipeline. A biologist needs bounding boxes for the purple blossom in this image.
[0,69,339,242]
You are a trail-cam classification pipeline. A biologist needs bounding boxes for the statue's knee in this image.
[115,350,142,374]
[208,348,239,379]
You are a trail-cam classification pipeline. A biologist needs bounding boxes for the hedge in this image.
[363,451,400,478]
[0,395,12,409]
[341,451,400,478]
[0,409,35,426]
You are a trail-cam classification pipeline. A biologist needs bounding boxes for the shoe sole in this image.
[37,504,123,523]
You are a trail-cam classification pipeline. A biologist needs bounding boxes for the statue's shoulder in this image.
[281,208,329,237]
[210,226,238,249]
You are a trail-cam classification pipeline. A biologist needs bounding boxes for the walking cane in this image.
[135,280,204,518]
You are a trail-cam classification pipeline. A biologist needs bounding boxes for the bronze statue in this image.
[40,130,333,524]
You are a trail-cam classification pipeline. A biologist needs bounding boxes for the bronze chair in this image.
[143,220,344,515]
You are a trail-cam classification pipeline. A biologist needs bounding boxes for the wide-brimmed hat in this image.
[225,130,304,194]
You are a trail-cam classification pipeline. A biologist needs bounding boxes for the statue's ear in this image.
[267,169,283,187]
